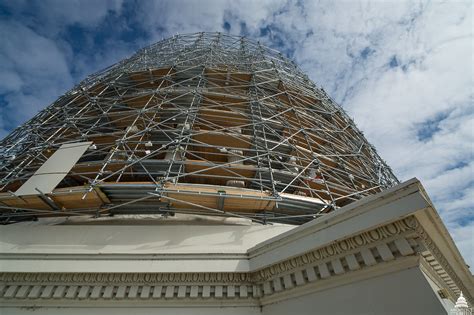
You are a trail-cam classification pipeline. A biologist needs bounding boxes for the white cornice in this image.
[247,178,427,270]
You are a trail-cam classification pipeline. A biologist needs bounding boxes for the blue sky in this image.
[0,0,472,266]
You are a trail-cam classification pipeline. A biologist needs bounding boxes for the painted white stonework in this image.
[0,223,294,273]
[0,178,472,314]
[263,267,447,315]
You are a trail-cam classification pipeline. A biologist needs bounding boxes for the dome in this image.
[0,32,398,224]
[456,292,469,309]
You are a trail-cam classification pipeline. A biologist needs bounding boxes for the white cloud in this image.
[321,2,473,237]
[0,20,73,135]
[449,221,474,269]
[43,0,124,26]
[2,0,124,31]
[134,0,287,41]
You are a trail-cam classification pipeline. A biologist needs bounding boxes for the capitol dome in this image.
[456,292,469,309]
[0,32,398,224]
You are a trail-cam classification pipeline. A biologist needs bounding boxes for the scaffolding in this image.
[0,32,398,224]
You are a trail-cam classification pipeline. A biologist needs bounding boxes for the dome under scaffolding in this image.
[0,32,398,224]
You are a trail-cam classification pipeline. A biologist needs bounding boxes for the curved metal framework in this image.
[0,32,398,224]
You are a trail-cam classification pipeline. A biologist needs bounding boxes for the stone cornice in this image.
[0,217,468,306]
[415,219,473,303]
[247,178,429,271]
[0,216,429,305]
[252,217,419,282]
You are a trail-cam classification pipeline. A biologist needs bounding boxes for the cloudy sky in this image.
[0,0,472,266]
